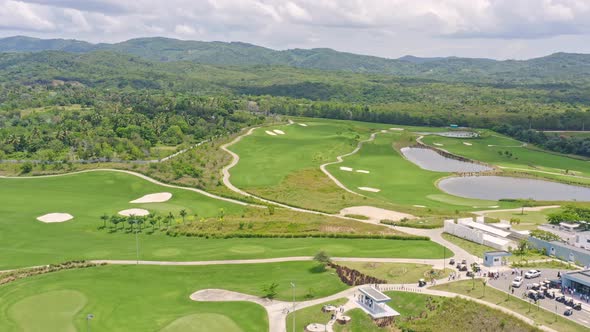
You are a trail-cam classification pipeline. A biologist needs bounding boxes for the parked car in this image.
[573,302,582,310]
[449,258,455,265]
[524,270,541,279]
[512,276,523,288]
[556,295,565,303]
[564,309,573,316]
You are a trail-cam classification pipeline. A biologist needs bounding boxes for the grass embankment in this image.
[340,262,451,284]
[0,262,345,332]
[432,280,587,332]
[484,208,561,231]
[171,207,402,238]
[421,132,590,187]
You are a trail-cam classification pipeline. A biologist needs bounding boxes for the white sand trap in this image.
[298,123,308,127]
[340,206,415,221]
[340,166,353,172]
[265,130,277,136]
[358,187,380,192]
[37,213,73,223]
[273,129,285,135]
[433,143,444,146]
[381,130,388,133]
[390,128,404,131]
[130,192,172,203]
[413,205,426,208]
[356,170,370,174]
[118,208,150,216]
[463,142,472,146]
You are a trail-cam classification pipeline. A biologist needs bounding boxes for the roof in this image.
[482,234,510,246]
[564,270,590,286]
[359,286,391,302]
[484,251,512,256]
[460,220,511,238]
[560,222,580,228]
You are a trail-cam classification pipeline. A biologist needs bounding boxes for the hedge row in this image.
[0,260,104,286]
[380,220,440,229]
[167,230,430,241]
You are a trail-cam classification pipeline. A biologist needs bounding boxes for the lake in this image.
[438,176,590,201]
[401,147,492,173]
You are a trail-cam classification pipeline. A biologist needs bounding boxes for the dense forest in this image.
[1,36,590,161]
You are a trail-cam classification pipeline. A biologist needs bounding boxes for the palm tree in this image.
[100,213,109,229]
[156,215,162,229]
[110,215,118,231]
[127,216,136,232]
[167,212,175,228]
[149,216,157,230]
[136,216,144,232]
[179,209,187,224]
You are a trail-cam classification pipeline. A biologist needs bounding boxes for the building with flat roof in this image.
[356,286,400,319]
[562,270,590,296]
[483,251,511,267]
[528,237,590,267]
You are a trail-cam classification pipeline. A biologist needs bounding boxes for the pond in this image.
[438,176,590,201]
[401,147,492,173]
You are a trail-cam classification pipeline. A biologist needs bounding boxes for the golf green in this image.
[0,262,346,331]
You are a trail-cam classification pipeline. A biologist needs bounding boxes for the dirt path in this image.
[319,132,378,196]
[498,166,589,180]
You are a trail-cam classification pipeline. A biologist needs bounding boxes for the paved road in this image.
[488,268,590,328]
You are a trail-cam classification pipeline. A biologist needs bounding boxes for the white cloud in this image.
[1,0,590,59]
[174,24,195,35]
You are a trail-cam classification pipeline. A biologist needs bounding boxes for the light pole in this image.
[290,282,295,332]
[132,215,140,265]
[86,314,94,332]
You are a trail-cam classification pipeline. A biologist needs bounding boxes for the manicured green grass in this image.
[511,259,579,270]
[441,233,496,257]
[384,291,431,317]
[422,132,590,185]
[0,170,448,269]
[485,208,561,231]
[229,119,397,213]
[326,132,515,212]
[341,262,451,284]
[286,298,348,331]
[0,261,347,332]
[432,280,587,332]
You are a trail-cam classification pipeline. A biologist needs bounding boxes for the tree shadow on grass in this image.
[309,264,327,274]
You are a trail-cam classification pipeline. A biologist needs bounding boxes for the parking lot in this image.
[487,268,590,327]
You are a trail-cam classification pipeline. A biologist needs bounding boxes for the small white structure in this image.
[560,222,581,233]
[444,217,514,251]
[575,231,590,250]
[356,286,400,319]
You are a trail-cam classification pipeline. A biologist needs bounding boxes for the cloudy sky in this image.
[1,0,590,59]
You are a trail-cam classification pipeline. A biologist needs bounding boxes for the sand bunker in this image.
[273,129,285,135]
[130,192,172,203]
[340,206,415,221]
[413,205,426,208]
[390,128,404,131]
[381,130,388,133]
[356,170,370,174]
[358,187,380,192]
[37,213,74,223]
[265,131,277,136]
[340,167,353,171]
[118,208,150,216]
[433,143,444,146]
[463,142,472,146]
[298,123,308,127]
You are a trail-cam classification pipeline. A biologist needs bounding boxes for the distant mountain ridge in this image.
[1,35,590,83]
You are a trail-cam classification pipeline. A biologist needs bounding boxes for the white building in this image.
[444,217,515,251]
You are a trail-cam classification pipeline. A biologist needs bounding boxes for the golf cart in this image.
[418,278,427,287]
